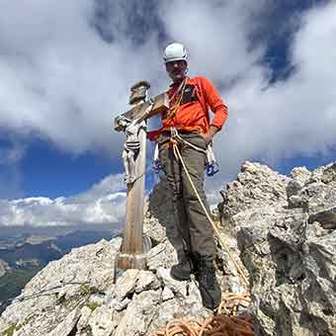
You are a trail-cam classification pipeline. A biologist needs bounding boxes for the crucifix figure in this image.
[114,81,168,273]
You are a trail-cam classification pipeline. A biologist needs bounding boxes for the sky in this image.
[0,0,335,227]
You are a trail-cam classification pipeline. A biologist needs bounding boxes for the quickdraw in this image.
[206,144,219,177]
[153,142,163,174]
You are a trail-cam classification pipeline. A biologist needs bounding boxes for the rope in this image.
[151,293,254,336]
[173,131,207,154]
[170,135,249,287]
[218,292,251,316]
[166,79,187,120]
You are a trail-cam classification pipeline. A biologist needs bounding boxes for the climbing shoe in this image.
[195,257,221,310]
[170,258,193,281]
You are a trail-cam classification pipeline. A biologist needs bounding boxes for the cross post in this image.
[114,81,168,273]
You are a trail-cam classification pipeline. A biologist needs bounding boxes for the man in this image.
[149,42,228,310]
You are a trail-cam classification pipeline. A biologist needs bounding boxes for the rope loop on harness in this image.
[170,137,178,147]
[167,127,218,177]
[152,127,219,177]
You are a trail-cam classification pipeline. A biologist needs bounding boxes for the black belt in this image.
[161,129,199,136]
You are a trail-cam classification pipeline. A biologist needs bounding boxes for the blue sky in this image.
[0,134,121,198]
[0,0,335,226]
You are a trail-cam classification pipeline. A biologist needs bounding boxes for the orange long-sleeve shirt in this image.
[148,76,228,140]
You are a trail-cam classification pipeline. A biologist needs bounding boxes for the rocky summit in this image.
[0,161,335,336]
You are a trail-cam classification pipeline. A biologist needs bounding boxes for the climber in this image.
[148,42,228,310]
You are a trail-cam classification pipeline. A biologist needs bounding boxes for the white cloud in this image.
[215,2,336,179]
[159,1,336,178]
[0,0,335,197]
[0,173,126,227]
[157,1,336,194]
[0,0,163,153]
[160,1,266,83]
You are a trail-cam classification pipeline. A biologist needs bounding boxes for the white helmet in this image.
[163,42,188,63]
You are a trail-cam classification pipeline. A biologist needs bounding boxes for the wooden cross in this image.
[114,81,168,273]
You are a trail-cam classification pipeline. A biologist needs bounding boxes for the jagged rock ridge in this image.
[218,161,336,336]
[0,161,335,335]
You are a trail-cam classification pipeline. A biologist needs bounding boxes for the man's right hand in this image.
[201,125,219,145]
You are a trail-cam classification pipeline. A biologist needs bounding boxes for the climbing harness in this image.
[153,142,163,174]
[170,128,206,154]
[152,129,220,177]
[175,133,219,177]
[152,76,220,177]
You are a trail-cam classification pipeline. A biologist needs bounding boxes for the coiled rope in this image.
[151,292,254,336]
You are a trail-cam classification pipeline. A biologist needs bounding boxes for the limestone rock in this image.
[146,239,177,271]
[289,166,311,185]
[286,163,336,212]
[0,238,121,336]
[1,161,335,336]
[0,238,214,336]
[320,162,336,184]
[144,177,174,244]
[220,161,336,336]
[308,206,336,229]
[0,260,10,278]
[219,161,288,225]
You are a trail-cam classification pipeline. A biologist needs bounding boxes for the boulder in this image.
[219,161,336,335]
[0,238,213,336]
[144,177,174,244]
[0,259,10,278]
[218,161,288,225]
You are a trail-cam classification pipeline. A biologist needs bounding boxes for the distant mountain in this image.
[55,230,115,253]
[0,266,41,314]
[0,241,63,267]
[0,227,116,314]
